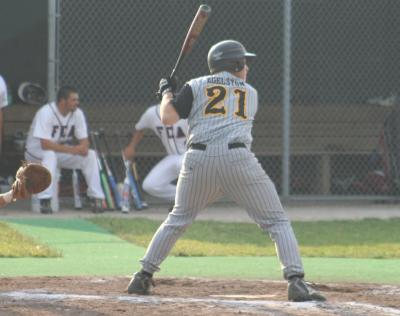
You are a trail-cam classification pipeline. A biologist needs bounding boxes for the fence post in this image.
[47,0,59,101]
[282,0,292,200]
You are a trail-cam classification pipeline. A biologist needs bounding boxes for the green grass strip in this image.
[90,217,400,258]
[0,221,60,258]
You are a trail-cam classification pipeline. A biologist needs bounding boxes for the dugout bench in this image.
[2,103,391,196]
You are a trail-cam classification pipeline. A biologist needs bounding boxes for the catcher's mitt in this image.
[12,162,51,200]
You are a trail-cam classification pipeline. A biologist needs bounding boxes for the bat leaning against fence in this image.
[90,131,115,210]
[72,169,82,209]
[96,130,122,209]
[131,159,148,209]
[115,132,147,210]
[98,129,121,184]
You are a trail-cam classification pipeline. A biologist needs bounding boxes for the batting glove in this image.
[157,77,177,100]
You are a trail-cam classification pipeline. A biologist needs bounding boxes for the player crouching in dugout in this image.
[24,86,105,214]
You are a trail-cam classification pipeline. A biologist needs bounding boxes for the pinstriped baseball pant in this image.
[140,145,304,280]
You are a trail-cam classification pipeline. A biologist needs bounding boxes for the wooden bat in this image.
[170,4,211,80]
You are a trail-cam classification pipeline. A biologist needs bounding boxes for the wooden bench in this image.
[251,104,390,194]
[3,103,391,195]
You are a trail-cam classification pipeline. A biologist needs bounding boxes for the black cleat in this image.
[127,271,155,295]
[39,198,52,214]
[90,198,104,213]
[288,277,326,302]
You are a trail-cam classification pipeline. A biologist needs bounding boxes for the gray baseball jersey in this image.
[185,71,257,146]
[139,71,305,280]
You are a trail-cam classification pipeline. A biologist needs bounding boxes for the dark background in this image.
[0,0,48,102]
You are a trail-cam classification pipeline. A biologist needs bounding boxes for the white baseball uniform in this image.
[136,104,188,201]
[25,102,104,200]
[0,75,9,108]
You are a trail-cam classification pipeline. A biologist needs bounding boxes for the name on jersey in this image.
[207,77,245,87]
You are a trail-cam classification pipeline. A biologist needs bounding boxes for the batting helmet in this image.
[207,40,256,74]
[18,82,47,106]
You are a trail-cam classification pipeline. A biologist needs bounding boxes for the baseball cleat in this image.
[127,271,155,295]
[39,198,52,214]
[288,277,326,302]
[90,198,104,213]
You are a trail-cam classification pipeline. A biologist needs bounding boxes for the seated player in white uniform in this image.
[25,86,105,213]
[124,104,188,206]
[0,74,9,152]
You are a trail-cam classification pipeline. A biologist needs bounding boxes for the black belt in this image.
[189,142,246,151]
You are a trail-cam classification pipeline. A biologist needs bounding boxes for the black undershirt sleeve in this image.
[171,84,193,119]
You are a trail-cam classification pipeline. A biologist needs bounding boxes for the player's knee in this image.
[42,150,57,161]
[142,178,157,195]
[165,221,190,235]
[165,213,194,233]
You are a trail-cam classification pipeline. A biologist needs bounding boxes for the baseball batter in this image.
[127,40,326,302]
[124,104,188,202]
[25,86,105,213]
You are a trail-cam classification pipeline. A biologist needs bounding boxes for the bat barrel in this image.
[170,4,211,80]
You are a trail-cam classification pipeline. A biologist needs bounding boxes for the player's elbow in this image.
[161,113,179,125]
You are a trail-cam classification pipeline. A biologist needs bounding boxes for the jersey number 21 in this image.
[204,85,247,119]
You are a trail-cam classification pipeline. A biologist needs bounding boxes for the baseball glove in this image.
[12,162,51,200]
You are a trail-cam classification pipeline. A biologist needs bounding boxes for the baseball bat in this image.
[93,131,120,209]
[72,169,82,209]
[96,130,123,209]
[115,131,146,210]
[90,131,115,209]
[131,160,148,208]
[170,4,211,80]
[98,129,119,182]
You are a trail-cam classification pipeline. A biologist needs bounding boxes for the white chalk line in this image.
[0,291,400,315]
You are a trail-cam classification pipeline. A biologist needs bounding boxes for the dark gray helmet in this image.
[207,40,256,74]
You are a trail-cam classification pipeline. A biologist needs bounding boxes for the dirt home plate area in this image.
[0,277,399,315]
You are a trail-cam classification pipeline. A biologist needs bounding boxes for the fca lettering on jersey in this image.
[156,126,186,139]
[51,125,75,140]
[207,77,245,87]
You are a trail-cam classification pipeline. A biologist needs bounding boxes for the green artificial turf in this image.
[1,218,400,284]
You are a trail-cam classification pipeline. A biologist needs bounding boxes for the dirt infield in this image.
[0,277,399,315]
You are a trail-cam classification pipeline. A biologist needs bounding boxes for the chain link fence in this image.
[57,0,400,202]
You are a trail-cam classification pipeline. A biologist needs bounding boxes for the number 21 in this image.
[204,85,247,119]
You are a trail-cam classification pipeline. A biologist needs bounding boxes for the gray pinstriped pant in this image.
[140,144,304,279]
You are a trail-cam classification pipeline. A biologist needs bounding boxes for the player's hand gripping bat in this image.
[157,4,211,97]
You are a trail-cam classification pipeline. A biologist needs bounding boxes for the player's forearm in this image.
[160,93,180,125]
[40,139,75,154]
[0,190,14,207]
[129,130,144,148]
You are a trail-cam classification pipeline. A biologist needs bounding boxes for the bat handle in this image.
[170,68,177,81]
